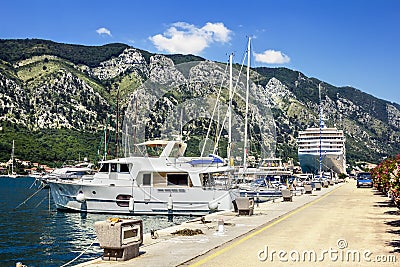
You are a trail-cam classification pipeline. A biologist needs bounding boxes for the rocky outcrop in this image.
[0,42,399,164]
[92,48,148,80]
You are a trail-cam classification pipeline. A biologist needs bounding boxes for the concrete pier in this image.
[76,180,400,266]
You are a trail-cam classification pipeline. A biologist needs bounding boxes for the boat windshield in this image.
[133,140,168,157]
[133,140,186,158]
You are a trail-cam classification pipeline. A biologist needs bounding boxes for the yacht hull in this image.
[49,181,238,216]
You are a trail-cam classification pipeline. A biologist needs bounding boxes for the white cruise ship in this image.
[297,125,346,174]
[297,84,346,175]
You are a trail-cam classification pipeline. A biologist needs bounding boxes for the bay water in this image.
[0,177,191,266]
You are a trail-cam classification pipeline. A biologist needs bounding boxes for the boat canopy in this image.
[136,140,170,147]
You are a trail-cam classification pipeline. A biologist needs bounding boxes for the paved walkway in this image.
[184,180,400,266]
[77,180,400,266]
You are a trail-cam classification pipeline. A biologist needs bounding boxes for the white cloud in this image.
[149,22,232,54]
[96,27,112,36]
[254,50,290,64]
[202,22,231,42]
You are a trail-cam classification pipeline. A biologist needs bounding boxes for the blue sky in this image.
[2,0,399,104]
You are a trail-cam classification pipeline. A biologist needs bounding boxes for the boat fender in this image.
[208,200,219,211]
[129,197,134,212]
[76,191,86,202]
[167,195,173,210]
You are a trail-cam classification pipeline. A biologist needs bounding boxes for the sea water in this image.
[0,177,191,266]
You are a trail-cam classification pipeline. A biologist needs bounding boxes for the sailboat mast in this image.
[104,122,107,160]
[133,95,138,154]
[243,37,251,171]
[115,85,120,158]
[319,83,323,177]
[228,53,233,166]
[11,140,14,175]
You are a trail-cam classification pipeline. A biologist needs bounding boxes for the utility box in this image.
[95,218,143,261]
[281,189,293,201]
[235,197,254,215]
[304,184,313,194]
[314,182,322,191]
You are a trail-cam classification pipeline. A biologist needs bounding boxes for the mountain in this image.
[0,38,399,169]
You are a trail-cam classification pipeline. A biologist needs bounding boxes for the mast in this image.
[104,122,107,160]
[115,84,120,158]
[11,140,14,175]
[134,95,138,154]
[179,108,183,141]
[227,53,233,166]
[215,101,220,155]
[318,83,323,177]
[243,37,251,172]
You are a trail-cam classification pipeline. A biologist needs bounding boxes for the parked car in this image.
[356,172,373,188]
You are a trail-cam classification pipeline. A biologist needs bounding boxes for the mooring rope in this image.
[59,239,97,267]
[14,184,46,210]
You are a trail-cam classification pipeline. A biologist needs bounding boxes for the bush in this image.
[371,155,400,207]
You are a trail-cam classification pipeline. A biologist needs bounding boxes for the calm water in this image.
[0,177,191,267]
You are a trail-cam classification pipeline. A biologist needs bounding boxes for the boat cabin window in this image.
[170,143,184,157]
[119,164,130,173]
[110,163,117,172]
[143,173,151,186]
[99,164,109,173]
[167,173,188,186]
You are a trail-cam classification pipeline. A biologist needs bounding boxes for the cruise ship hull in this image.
[298,153,345,174]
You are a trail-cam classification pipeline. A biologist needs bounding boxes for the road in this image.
[185,180,400,266]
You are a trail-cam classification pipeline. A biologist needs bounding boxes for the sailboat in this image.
[231,37,289,198]
[8,140,17,178]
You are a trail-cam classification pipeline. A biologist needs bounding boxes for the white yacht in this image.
[48,139,239,215]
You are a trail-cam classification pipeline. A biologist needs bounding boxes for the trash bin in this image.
[95,218,143,261]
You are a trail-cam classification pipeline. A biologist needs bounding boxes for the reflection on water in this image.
[0,177,191,267]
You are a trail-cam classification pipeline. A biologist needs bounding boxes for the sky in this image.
[2,0,399,104]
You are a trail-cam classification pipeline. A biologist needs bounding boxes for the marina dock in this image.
[75,180,399,266]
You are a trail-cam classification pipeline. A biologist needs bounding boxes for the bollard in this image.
[256,192,260,207]
[167,195,173,222]
[150,229,158,239]
[218,219,224,234]
[129,197,134,212]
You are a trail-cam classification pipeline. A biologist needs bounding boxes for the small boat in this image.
[38,165,93,188]
[237,177,283,199]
